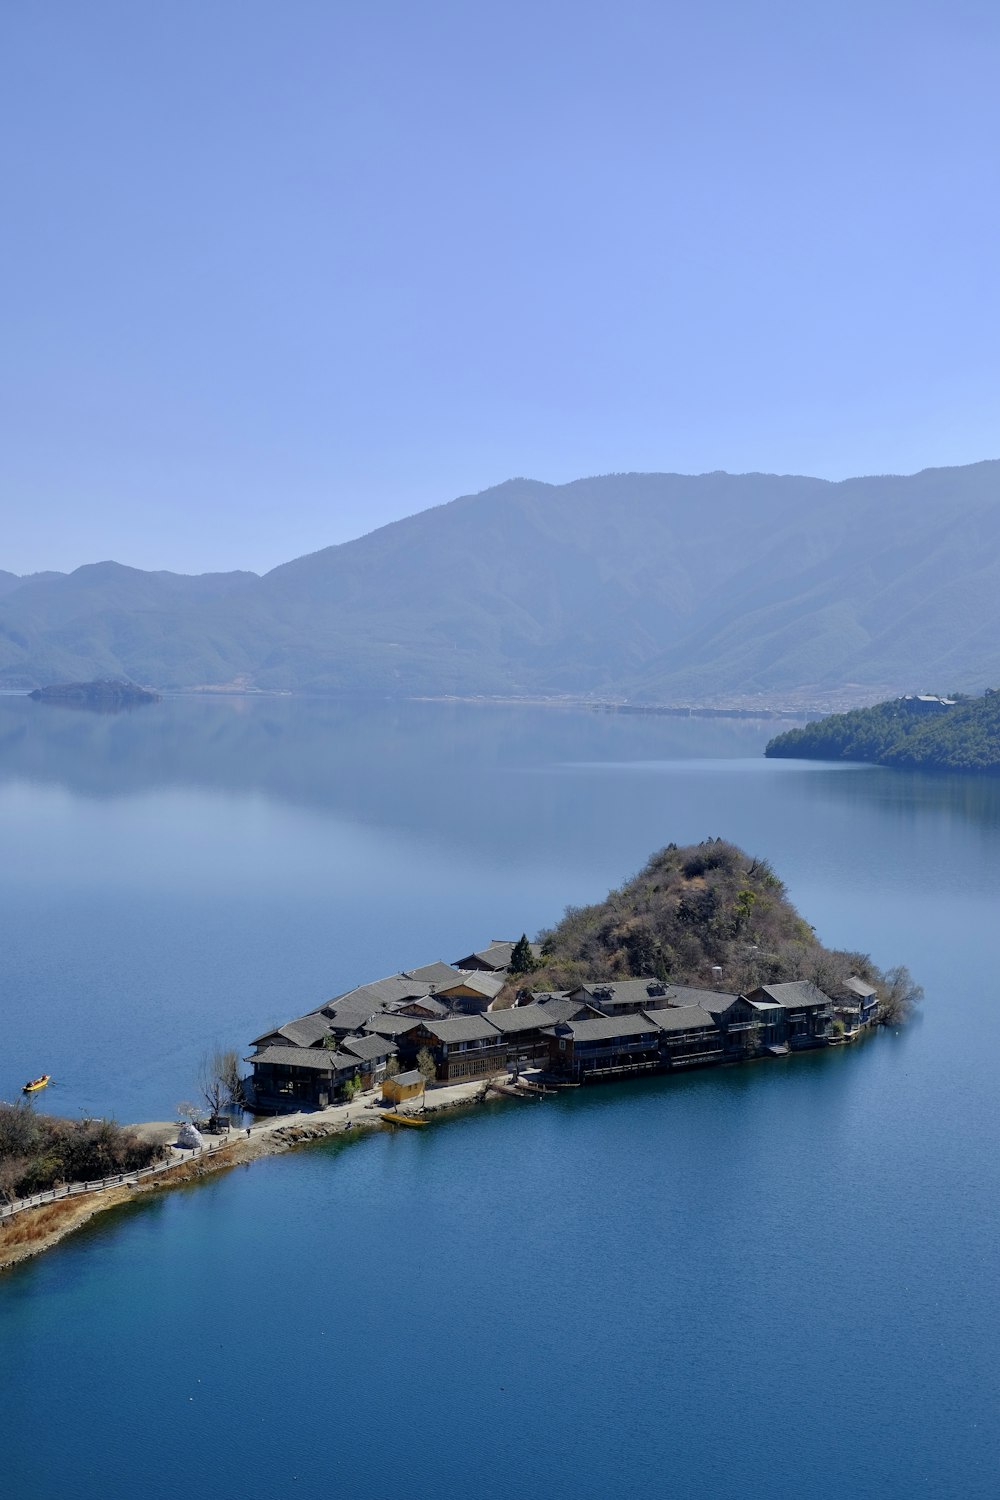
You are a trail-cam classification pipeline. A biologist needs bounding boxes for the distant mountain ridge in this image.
[3,461,1000,700]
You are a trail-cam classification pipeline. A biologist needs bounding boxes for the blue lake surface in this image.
[1,695,999,1498]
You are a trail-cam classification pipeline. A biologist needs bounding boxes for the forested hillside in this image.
[3,461,1000,700]
[765,690,1000,772]
[507,838,920,1020]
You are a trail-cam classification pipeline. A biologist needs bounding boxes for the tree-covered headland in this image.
[765,690,1000,773]
[500,838,920,1024]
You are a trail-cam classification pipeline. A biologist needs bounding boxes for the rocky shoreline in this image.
[0,1078,493,1273]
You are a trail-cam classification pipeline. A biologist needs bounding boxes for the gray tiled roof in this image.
[437,971,505,999]
[277,1013,333,1048]
[644,1005,720,1033]
[452,940,543,971]
[342,1033,395,1062]
[753,981,832,1009]
[387,1069,425,1089]
[325,974,432,1016]
[404,961,468,988]
[483,1004,554,1034]
[698,993,742,1018]
[553,1015,662,1042]
[400,996,451,1018]
[663,984,735,1008]
[421,1016,504,1043]
[575,978,671,1010]
[536,997,591,1023]
[363,1013,425,1038]
[250,1045,353,1071]
[842,976,877,1000]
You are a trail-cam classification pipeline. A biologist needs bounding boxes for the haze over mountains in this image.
[4,461,1000,704]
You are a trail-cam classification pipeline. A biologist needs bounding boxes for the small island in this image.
[29,678,161,711]
[765,690,1000,773]
[2,839,921,1269]
[246,839,920,1110]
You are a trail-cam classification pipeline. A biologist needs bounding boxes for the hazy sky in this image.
[3,0,999,575]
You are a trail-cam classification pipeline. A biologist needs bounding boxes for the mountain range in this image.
[4,461,1000,703]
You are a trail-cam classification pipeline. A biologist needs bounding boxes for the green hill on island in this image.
[765,690,1000,772]
[505,837,920,1022]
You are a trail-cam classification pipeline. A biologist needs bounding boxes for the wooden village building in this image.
[406,1016,508,1082]
[644,1005,725,1068]
[382,1070,426,1107]
[833,976,880,1036]
[246,943,874,1111]
[546,1014,664,1081]
[452,939,543,972]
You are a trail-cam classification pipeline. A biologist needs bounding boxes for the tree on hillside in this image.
[509,934,535,975]
[530,838,918,1020]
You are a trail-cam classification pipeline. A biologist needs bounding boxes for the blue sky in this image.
[2,0,998,574]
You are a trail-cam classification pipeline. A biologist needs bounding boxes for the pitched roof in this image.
[697,992,742,1018]
[325,974,432,1014]
[280,1013,334,1048]
[484,1004,557,1034]
[488,998,587,1031]
[363,1013,425,1038]
[387,1070,425,1089]
[644,1005,720,1033]
[842,976,878,1000]
[249,1014,330,1049]
[404,961,469,988]
[420,1016,503,1043]
[249,1045,354,1071]
[662,984,734,1008]
[400,995,451,1018]
[575,978,671,1009]
[437,971,505,1000]
[552,1015,662,1042]
[341,1033,395,1062]
[452,940,543,972]
[536,997,591,1024]
[753,981,833,1009]
[323,983,432,1034]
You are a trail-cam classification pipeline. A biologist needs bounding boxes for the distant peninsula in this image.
[29,678,161,711]
[247,839,921,1112]
[2,838,921,1269]
[765,690,1000,773]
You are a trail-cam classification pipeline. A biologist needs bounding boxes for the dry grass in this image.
[0,1198,80,1249]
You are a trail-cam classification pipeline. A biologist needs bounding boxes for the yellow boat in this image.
[382,1111,427,1128]
[23,1074,51,1094]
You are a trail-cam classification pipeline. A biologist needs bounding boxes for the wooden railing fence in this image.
[0,1138,233,1224]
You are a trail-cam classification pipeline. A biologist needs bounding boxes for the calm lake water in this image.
[2,695,999,1499]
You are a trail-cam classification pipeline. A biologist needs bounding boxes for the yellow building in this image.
[381,1069,426,1106]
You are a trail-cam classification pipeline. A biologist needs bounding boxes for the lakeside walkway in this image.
[0,1076,493,1230]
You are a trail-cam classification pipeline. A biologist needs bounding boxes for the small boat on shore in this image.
[382,1111,427,1128]
[23,1074,51,1094]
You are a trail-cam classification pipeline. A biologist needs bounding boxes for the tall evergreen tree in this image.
[509,933,535,975]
